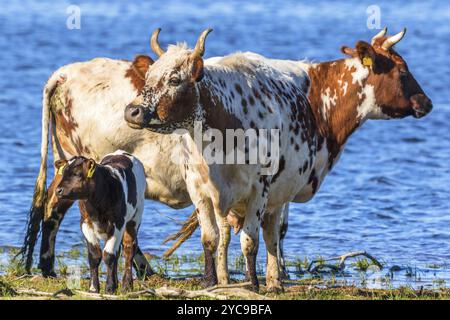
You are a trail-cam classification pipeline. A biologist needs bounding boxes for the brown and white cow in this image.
[272,27,433,275]
[125,27,432,292]
[125,28,316,292]
[54,150,146,293]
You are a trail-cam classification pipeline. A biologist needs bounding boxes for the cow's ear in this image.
[54,159,67,169]
[131,55,154,80]
[341,46,357,57]
[355,41,377,69]
[85,159,97,178]
[54,159,68,175]
[191,56,204,82]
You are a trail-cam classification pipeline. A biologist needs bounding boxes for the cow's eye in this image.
[399,69,408,78]
[169,77,181,86]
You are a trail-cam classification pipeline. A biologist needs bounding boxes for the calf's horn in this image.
[381,28,406,50]
[151,28,165,57]
[192,28,213,57]
[371,27,387,45]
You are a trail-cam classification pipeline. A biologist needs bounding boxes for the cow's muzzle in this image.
[411,94,433,118]
[55,187,70,199]
[124,104,153,129]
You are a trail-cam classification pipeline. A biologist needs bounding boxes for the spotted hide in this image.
[125,29,316,292]
[272,29,432,277]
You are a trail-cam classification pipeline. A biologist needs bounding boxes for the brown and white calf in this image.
[54,150,146,293]
[125,27,432,292]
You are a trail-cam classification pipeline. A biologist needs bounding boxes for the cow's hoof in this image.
[89,281,100,294]
[266,285,284,295]
[105,284,118,295]
[42,270,57,278]
[106,287,117,295]
[88,287,99,294]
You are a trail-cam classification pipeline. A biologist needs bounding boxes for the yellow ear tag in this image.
[87,164,96,178]
[57,163,67,175]
[363,57,373,67]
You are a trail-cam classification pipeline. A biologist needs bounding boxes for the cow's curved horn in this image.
[371,27,387,45]
[151,28,165,57]
[192,28,213,57]
[381,28,406,50]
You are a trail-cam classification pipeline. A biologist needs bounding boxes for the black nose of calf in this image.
[55,187,64,198]
[124,104,149,128]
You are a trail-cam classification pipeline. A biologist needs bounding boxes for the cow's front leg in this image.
[81,222,102,293]
[39,176,74,277]
[197,200,219,288]
[122,221,138,292]
[103,229,122,294]
[262,205,285,294]
[216,215,231,285]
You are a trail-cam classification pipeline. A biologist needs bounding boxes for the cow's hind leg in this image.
[39,176,74,277]
[262,205,285,294]
[122,221,138,292]
[103,229,123,294]
[81,221,102,293]
[278,203,289,280]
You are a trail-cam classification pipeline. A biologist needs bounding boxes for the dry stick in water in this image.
[307,251,383,273]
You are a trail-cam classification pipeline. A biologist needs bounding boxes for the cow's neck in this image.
[85,167,121,214]
[198,74,244,133]
[307,58,370,168]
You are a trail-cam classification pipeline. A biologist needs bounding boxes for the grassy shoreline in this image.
[1,248,449,300]
[0,274,450,300]
[2,273,450,300]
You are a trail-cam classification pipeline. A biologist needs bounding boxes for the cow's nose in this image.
[55,187,64,197]
[411,94,433,118]
[124,104,147,127]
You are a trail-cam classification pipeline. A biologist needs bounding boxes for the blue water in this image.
[0,0,449,288]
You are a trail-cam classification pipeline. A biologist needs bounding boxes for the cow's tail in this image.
[16,76,59,273]
[163,209,199,258]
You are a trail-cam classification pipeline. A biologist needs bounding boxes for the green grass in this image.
[353,258,371,271]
